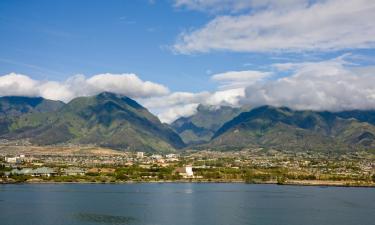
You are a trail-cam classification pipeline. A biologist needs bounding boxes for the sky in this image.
[1,0,375,123]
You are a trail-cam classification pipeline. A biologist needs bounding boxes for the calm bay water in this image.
[0,183,374,225]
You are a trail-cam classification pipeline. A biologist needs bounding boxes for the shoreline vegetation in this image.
[1,179,374,187]
[1,146,374,188]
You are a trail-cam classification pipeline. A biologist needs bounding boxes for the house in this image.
[6,168,34,176]
[62,167,86,176]
[32,167,57,177]
[5,167,56,177]
[175,165,194,178]
[5,156,21,164]
[136,152,144,159]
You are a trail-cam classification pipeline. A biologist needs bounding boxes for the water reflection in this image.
[0,184,373,225]
[74,213,136,225]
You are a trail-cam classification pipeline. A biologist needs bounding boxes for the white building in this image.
[136,152,144,159]
[5,156,21,164]
[175,165,194,178]
[165,154,177,158]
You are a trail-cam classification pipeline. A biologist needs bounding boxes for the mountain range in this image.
[0,92,184,152]
[171,104,243,145]
[208,106,375,152]
[1,93,375,153]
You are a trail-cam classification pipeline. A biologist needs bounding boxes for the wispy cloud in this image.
[119,16,136,25]
[173,0,375,54]
[174,0,308,13]
[211,70,271,89]
[0,58,65,77]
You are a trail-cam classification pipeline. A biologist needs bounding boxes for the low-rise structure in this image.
[136,152,144,159]
[62,167,86,176]
[5,156,21,164]
[5,167,56,177]
[175,165,194,178]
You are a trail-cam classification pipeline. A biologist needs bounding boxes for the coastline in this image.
[1,179,374,188]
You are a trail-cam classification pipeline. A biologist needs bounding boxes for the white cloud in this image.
[86,73,169,98]
[141,88,245,123]
[174,0,308,13]
[243,57,375,111]
[38,81,75,102]
[173,0,375,53]
[0,73,169,102]
[205,88,245,106]
[211,70,271,89]
[157,103,199,124]
[0,73,39,97]
[174,0,252,13]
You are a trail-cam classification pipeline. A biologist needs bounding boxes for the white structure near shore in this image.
[5,167,57,177]
[5,155,25,164]
[175,165,194,178]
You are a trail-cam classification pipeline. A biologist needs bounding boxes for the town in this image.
[0,145,374,187]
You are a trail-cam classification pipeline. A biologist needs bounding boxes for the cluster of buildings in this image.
[3,167,88,177]
[1,149,373,181]
[4,155,28,164]
[1,151,196,179]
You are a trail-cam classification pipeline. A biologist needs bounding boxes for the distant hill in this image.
[0,96,65,117]
[1,92,184,152]
[208,106,375,152]
[0,96,65,135]
[171,104,243,145]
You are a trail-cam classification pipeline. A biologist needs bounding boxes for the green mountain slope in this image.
[171,105,243,145]
[209,106,375,152]
[0,96,65,116]
[0,96,65,135]
[2,92,184,152]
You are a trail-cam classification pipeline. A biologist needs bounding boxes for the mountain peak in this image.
[1,93,184,152]
[95,92,144,110]
[96,91,123,99]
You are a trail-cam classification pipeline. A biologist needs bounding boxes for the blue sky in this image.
[0,0,248,92]
[1,0,375,122]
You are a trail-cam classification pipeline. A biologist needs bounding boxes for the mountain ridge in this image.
[1,94,375,153]
[0,92,184,152]
[171,104,243,145]
[208,105,375,152]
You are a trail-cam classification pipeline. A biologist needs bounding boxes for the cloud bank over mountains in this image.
[243,57,375,111]
[0,72,246,123]
[140,88,246,123]
[1,55,375,123]
[0,73,169,102]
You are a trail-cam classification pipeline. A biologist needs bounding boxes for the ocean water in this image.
[0,183,373,225]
